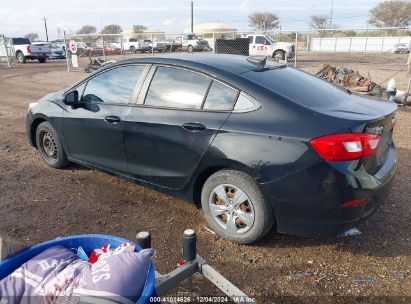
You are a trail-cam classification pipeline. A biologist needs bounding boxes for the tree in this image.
[133,25,147,34]
[309,15,329,30]
[76,25,97,35]
[368,1,411,28]
[102,24,123,43]
[102,24,122,35]
[248,11,279,31]
[24,33,39,41]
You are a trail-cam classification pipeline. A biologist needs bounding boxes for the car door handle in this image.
[104,116,121,124]
[182,122,206,132]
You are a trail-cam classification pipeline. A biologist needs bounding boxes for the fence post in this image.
[364,37,368,52]
[63,31,70,72]
[294,30,298,68]
[102,34,106,61]
[306,33,309,51]
[120,35,125,60]
[3,35,11,68]
[151,33,154,54]
[213,32,215,54]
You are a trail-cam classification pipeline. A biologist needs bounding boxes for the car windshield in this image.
[266,36,276,44]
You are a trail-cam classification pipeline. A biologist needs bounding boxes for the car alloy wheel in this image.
[17,53,24,63]
[40,131,58,162]
[208,184,255,234]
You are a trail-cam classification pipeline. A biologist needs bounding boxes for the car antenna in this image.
[247,56,266,70]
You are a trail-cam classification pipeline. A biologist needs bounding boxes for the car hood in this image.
[39,91,63,103]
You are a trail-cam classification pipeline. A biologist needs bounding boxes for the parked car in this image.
[104,43,121,55]
[391,43,410,54]
[50,44,66,59]
[26,54,397,244]
[11,38,50,63]
[246,34,294,61]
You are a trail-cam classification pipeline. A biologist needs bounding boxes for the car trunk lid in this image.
[314,94,397,175]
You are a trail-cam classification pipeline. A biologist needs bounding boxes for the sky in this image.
[0,0,385,40]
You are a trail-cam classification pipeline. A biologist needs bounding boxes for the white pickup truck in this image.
[115,38,150,53]
[11,38,50,63]
[247,34,294,61]
[180,33,210,53]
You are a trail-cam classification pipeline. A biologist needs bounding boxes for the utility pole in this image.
[191,0,194,33]
[329,0,334,28]
[43,17,49,41]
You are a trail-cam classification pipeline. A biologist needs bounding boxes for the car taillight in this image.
[27,45,31,53]
[310,133,380,161]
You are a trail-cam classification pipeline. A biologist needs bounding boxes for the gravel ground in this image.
[0,61,410,303]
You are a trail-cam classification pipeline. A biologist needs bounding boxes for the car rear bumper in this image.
[260,143,396,236]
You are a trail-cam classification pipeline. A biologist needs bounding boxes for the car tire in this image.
[35,121,70,169]
[273,50,285,62]
[130,46,136,53]
[16,51,26,64]
[201,170,274,244]
[187,45,194,53]
[38,57,46,63]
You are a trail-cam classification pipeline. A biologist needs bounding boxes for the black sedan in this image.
[26,54,397,244]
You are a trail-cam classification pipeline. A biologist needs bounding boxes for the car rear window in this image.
[243,67,350,107]
[145,67,210,109]
[12,38,31,45]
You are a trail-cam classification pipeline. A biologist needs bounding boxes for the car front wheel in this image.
[201,170,274,244]
[35,121,69,168]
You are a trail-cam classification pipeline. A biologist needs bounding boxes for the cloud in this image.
[163,18,177,26]
[240,0,251,11]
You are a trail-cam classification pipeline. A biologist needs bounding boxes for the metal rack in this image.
[136,229,255,304]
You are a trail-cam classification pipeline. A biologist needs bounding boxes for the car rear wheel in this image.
[38,57,46,63]
[201,170,274,244]
[36,121,69,169]
[187,45,194,53]
[16,52,26,63]
[130,46,136,53]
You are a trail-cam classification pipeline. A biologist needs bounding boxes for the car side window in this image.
[145,67,210,109]
[234,92,260,112]
[255,36,266,44]
[82,65,145,104]
[203,81,238,111]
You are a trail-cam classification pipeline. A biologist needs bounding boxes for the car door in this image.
[123,65,239,190]
[254,35,269,55]
[62,64,148,173]
[248,36,256,55]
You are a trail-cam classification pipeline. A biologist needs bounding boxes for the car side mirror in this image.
[64,90,79,106]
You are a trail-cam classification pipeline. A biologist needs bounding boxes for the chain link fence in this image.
[0,35,16,67]
[63,27,411,91]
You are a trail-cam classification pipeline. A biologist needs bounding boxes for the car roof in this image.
[111,54,284,76]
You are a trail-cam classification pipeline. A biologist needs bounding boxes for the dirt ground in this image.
[0,60,410,303]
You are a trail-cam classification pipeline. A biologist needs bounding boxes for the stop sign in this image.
[69,40,77,54]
